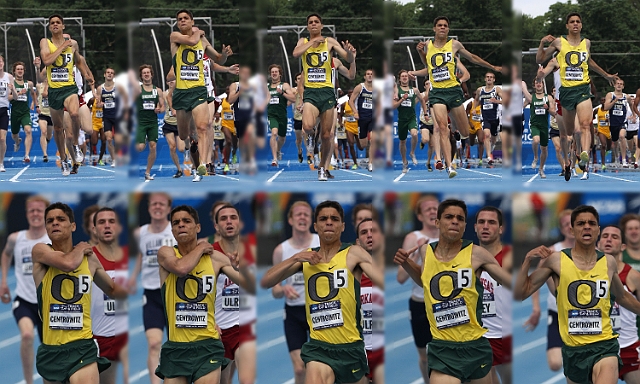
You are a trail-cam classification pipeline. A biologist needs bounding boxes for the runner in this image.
[133,64,165,181]
[10,61,37,162]
[267,64,296,167]
[349,69,375,172]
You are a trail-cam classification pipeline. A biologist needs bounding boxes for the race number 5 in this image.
[457,268,472,289]
[333,269,348,289]
[79,275,91,294]
[203,275,215,294]
[596,280,609,298]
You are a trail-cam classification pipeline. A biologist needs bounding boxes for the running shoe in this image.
[318,167,328,181]
[61,161,70,176]
[70,163,78,174]
[427,162,433,172]
[578,151,589,171]
[224,164,230,172]
[539,170,546,179]
[192,174,202,182]
[298,152,303,163]
[411,153,418,165]
[73,145,83,163]
[368,162,373,172]
[581,171,589,180]
[173,170,183,178]
[23,155,30,163]
[351,164,358,170]
[14,138,21,152]
[402,162,408,173]
[43,155,48,163]
[145,173,154,181]
[435,160,444,170]
[447,166,457,178]
[196,164,207,176]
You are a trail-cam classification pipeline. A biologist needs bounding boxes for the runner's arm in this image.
[293,36,324,58]
[535,36,558,65]
[39,37,72,66]
[349,84,361,119]
[454,40,500,72]
[32,242,90,273]
[0,232,17,302]
[90,253,127,299]
[514,246,555,300]
[227,82,240,104]
[261,251,312,289]
[170,30,202,47]
[393,244,425,287]
[157,243,211,278]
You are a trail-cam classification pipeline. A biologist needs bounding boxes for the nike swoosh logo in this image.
[210,360,217,364]
[590,275,598,278]
[72,270,80,273]
[452,264,460,268]
[196,270,204,275]
[481,364,487,368]
[329,266,335,270]
[352,368,360,373]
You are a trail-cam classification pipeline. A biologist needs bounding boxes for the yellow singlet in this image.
[343,102,358,135]
[426,39,459,89]
[46,39,75,88]
[162,247,219,342]
[557,37,590,88]
[304,244,362,344]
[91,104,103,132]
[597,108,611,139]
[174,40,205,90]
[421,240,487,342]
[556,249,616,347]
[469,104,483,134]
[302,38,334,89]
[221,98,236,135]
[38,255,93,345]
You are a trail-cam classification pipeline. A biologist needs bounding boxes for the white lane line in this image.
[0,334,20,350]
[267,169,284,183]
[394,171,407,182]
[591,172,638,183]
[88,166,116,173]
[129,369,149,383]
[385,336,413,352]
[541,373,565,384]
[458,167,502,178]
[257,335,285,352]
[10,166,30,182]
[14,373,41,384]
[216,174,240,181]
[341,169,373,178]
[526,173,539,183]
[513,337,546,355]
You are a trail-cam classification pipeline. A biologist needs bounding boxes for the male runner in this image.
[163,79,188,178]
[271,202,320,384]
[10,61,37,162]
[516,205,640,383]
[475,207,512,384]
[409,16,501,177]
[0,55,17,171]
[596,97,612,171]
[91,207,129,384]
[393,70,427,174]
[349,69,375,172]
[598,225,640,384]
[603,78,630,167]
[267,64,296,167]
[170,9,230,180]
[355,218,385,384]
[476,73,502,165]
[155,205,251,383]
[133,64,165,181]
[621,214,640,271]
[261,200,384,384]
[523,78,556,178]
[0,196,50,384]
[39,15,95,176]
[536,12,618,180]
[95,68,126,168]
[129,193,175,384]
[293,13,355,181]
[34,57,53,163]
[32,202,127,383]
[397,195,439,383]
[394,199,511,383]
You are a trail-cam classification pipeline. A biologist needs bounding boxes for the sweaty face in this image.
[418,200,438,227]
[433,20,449,37]
[215,207,240,240]
[436,206,466,241]
[26,201,46,228]
[94,211,118,243]
[141,68,153,81]
[571,212,599,246]
[105,69,115,81]
[45,209,75,240]
[148,194,171,221]
[598,227,622,255]
[289,205,312,232]
[474,211,502,245]
[566,16,582,33]
[171,210,199,242]
[307,16,322,33]
[314,207,344,243]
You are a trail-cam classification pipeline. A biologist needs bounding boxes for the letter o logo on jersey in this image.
[176,275,206,303]
[51,274,84,304]
[430,52,452,68]
[565,51,587,67]
[305,52,328,68]
[429,271,463,301]
[308,272,339,302]
[567,280,599,309]
[181,49,204,66]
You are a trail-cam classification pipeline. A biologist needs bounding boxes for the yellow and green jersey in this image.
[422,239,487,342]
[304,244,362,344]
[38,254,93,345]
[46,39,75,88]
[173,39,205,90]
[426,39,459,89]
[557,37,590,88]
[557,249,616,347]
[302,38,334,89]
[162,247,219,342]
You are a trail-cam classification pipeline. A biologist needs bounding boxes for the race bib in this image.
[472,115,481,121]
[613,109,624,116]
[145,251,158,267]
[143,100,155,110]
[346,116,356,123]
[362,101,373,109]
[269,96,280,105]
[564,67,584,82]
[431,67,451,82]
[104,100,115,109]
[482,103,494,110]
[96,110,103,118]
[49,303,83,330]
[362,309,373,335]
[180,66,200,81]
[42,98,49,107]
[610,303,620,331]
[22,257,32,275]
[239,98,251,110]
[400,99,412,107]
[534,108,546,115]
[222,287,239,311]
[50,68,69,82]
[433,297,470,330]
[0,85,6,97]
[307,68,326,83]
[481,293,496,318]
[103,295,115,316]
[17,92,27,102]
[567,309,602,335]
[223,112,234,120]
[310,300,343,330]
[599,119,608,126]
[290,272,305,286]
[175,302,208,328]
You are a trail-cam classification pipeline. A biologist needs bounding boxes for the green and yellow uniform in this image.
[302,38,336,113]
[421,240,492,381]
[221,98,236,135]
[469,104,482,135]
[156,248,226,382]
[136,85,160,143]
[46,39,77,110]
[10,80,32,134]
[426,39,464,109]
[268,83,289,137]
[597,108,611,140]
[530,93,550,147]
[36,253,110,382]
[397,87,418,141]
[557,249,620,383]
[173,40,208,112]
[91,104,103,132]
[557,37,592,111]
[300,244,368,383]
[343,102,358,135]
